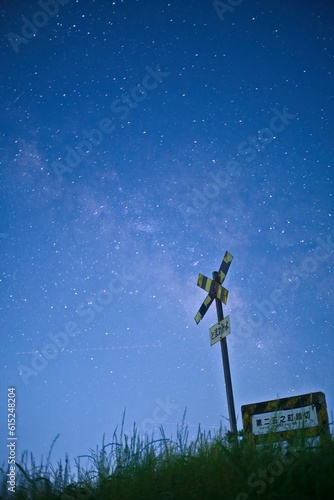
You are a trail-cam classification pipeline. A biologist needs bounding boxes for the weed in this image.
[1,414,333,499]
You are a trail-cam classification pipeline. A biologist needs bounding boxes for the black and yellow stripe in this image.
[194,294,214,324]
[194,250,232,324]
[217,251,233,284]
[197,274,228,304]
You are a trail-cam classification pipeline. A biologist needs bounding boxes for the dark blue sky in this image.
[1,0,333,466]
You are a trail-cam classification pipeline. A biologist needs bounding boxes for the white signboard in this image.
[209,316,230,346]
[252,404,318,436]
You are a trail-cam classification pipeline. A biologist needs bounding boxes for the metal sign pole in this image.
[213,272,237,436]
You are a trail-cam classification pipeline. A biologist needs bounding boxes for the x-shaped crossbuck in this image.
[194,251,233,324]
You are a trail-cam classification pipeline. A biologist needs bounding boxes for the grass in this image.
[1,412,333,499]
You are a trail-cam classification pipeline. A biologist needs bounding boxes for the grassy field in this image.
[1,414,333,499]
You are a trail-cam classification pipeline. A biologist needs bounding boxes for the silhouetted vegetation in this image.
[1,413,333,499]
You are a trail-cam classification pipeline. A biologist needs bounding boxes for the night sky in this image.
[1,0,333,467]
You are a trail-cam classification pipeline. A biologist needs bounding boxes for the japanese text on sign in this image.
[209,316,230,346]
[252,405,318,436]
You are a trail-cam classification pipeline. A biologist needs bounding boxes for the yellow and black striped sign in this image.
[194,251,233,324]
[194,294,214,324]
[242,392,330,442]
[217,251,233,284]
[197,274,228,303]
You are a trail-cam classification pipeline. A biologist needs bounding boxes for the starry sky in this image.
[0,0,333,467]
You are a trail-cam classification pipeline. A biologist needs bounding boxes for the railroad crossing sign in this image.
[195,251,232,324]
[194,251,237,436]
[197,275,228,304]
[209,316,230,346]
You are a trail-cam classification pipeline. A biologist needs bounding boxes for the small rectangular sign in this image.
[209,316,230,346]
[242,392,330,442]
